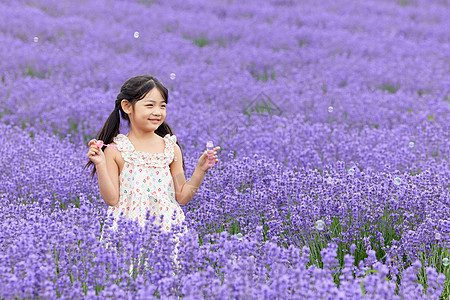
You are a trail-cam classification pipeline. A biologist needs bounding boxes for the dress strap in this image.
[113,133,176,153]
[164,134,177,162]
[113,134,133,152]
[164,134,177,144]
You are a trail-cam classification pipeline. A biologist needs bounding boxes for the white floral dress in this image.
[100,133,188,273]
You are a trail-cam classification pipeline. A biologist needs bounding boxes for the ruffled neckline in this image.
[112,133,177,167]
[115,133,171,156]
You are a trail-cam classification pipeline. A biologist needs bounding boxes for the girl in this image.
[84,75,220,275]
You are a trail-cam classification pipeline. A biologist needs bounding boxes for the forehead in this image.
[142,88,164,100]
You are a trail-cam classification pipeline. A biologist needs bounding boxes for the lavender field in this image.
[1,0,449,298]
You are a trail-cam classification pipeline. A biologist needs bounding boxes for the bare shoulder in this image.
[173,142,182,156]
[104,142,120,161]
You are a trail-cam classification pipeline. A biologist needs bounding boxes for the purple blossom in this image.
[0,0,449,298]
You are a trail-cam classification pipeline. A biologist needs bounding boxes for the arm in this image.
[170,144,206,206]
[97,145,120,207]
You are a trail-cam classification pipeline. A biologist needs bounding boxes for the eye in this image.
[146,104,166,108]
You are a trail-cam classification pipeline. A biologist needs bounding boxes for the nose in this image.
[152,108,162,116]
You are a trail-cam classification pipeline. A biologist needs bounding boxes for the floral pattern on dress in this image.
[102,133,188,237]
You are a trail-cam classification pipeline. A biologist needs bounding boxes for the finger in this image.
[214,147,220,150]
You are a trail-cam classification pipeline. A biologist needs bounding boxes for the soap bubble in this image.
[328,106,333,113]
[33,36,39,43]
[170,73,176,80]
[393,177,401,185]
[315,220,325,231]
[409,141,415,148]
[134,31,140,38]
[236,233,243,241]
[348,168,355,175]
[443,257,449,266]
[435,233,442,240]
[326,177,333,184]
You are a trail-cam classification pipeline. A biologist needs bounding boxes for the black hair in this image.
[83,75,186,180]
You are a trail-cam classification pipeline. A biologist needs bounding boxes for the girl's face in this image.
[124,88,166,133]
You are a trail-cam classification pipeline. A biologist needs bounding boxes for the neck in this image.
[126,130,159,141]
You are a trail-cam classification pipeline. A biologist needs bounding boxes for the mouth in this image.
[149,119,160,123]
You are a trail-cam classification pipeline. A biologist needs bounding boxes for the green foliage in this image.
[417,89,427,97]
[194,37,209,47]
[380,84,400,94]
[339,81,347,88]
[23,65,45,79]
[250,69,276,82]
[138,0,156,7]
[68,119,79,134]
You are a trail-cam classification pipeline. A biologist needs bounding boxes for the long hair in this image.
[83,75,186,180]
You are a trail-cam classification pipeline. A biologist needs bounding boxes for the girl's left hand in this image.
[197,146,220,173]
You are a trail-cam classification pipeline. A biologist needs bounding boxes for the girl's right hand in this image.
[87,139,106,166]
